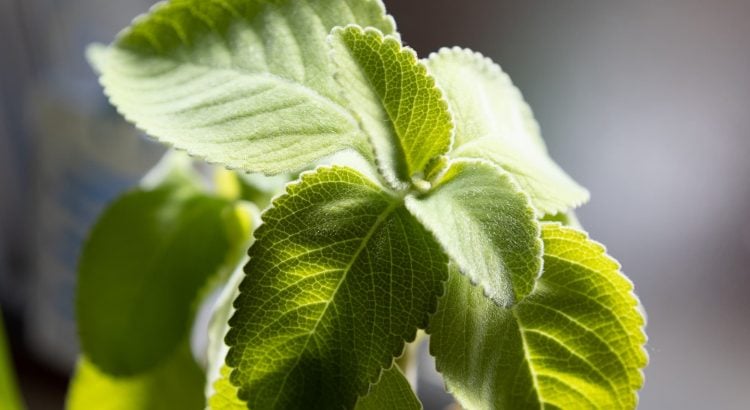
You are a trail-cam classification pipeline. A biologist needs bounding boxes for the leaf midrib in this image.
[268,196,402,408]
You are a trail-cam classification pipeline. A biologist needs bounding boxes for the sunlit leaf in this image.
[429,224,648,409]
[67,344,204,410]
[406,159,542,306]
[425,48,589,215]
[89,0,396,174]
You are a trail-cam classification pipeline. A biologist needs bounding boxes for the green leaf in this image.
[429,224,648,409]
[225,166,448,409]
[405,159,542,306]
[209,362,420,409]
[425,48,589,216]
[0,311,23,410]
[355,366,421,410]
[67,344,204,410]
[89,0,396,174]
[77,181,250,376]
[209,361,420,409]
[209,365,244,410]
[330,25,453,187]
[206,264,245,406]
[541,210,582,229]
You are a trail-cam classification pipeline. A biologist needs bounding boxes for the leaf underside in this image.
[425,48,589,216]
[225,166,448,409]
[90,0,396,175]
[429,224,647,409]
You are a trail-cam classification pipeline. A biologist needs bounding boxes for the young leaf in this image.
[330,26,453,187]
[89,0,396,174]
[0,311,23,410]
[67,344,204,410]
[429,224,648,409]
[425,48,589,216]
[225,166,448,409]
[405,159,542,306]
[77,183,250,376]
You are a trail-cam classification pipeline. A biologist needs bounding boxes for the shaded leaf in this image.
[77,181,250,375]
[355,366,421,410]
[225,166,448,409]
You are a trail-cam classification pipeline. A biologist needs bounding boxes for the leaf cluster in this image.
[70,1,647,409]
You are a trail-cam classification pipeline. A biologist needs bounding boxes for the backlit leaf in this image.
[67,344,204,410]
[225,166,448,409]
[330,25,453,187]
[425,48,589,215]
[429,224,648,409]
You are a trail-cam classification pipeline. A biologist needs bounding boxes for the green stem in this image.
[0,309,24,410]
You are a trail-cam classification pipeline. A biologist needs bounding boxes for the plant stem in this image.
[0,309,23,410]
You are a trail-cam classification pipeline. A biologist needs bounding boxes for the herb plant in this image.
[68,0,648,409]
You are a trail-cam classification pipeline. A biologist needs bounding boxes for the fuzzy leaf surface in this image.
[425,48,589,215]
[330,26,452,186]
[406,159,541,306]
[89,0,396,174]
[225,166,448,409]
[77,182,249,375]
[429,224,648,409]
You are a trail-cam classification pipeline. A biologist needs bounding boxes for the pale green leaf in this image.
[225,166,448,409]
[330,25,453,187]
[0,311,23,410]
[405,159,542,306]
[67,344,204,410]
[355,366,421,410]
[77,181,250,376]
[89,0,396,174]
[541,210,582,229]
[425,48,589,215]
[429,224,648,409]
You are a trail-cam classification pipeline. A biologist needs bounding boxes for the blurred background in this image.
[1,0,748,408]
